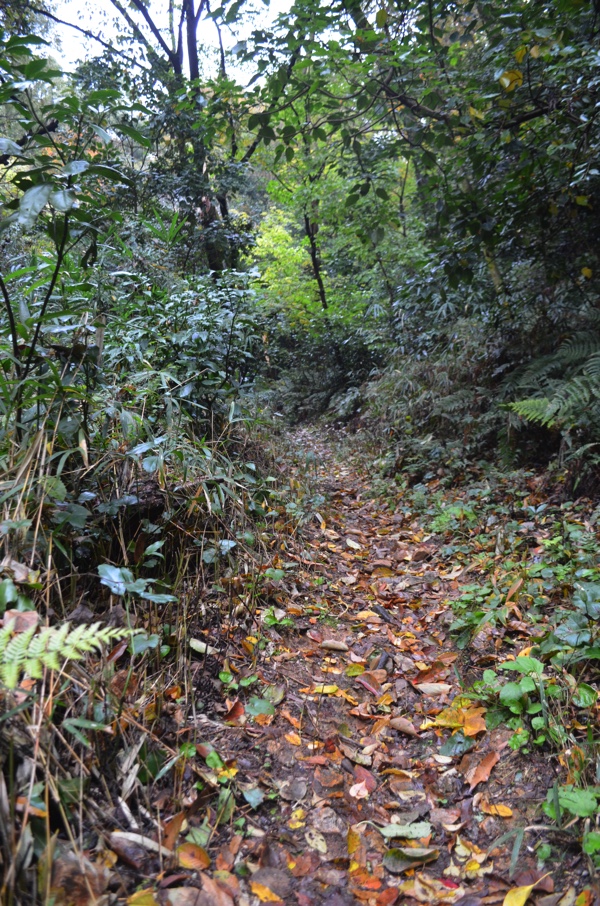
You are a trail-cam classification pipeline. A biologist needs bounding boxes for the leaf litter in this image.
[16,428,600,905]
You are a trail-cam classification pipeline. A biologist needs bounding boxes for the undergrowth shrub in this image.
[261,310,382,422]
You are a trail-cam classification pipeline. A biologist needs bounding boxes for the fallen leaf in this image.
[305,828,328,853]
[347,538,362,550]
[378,821,432,840]
[421,699,487,736]
[128,891,160,905]
[399,874,465,904]
[320,639,349,651]
[383,846,440,874]
[389,716,420,737]
[224,700,245,725]
[285,732,302,746]
[481,800,513,818]
[349,780,370,799]
[504,880,546,906]
[281,709,301,729]
[354,765,377,791]
[176,842,211,870]
[250,881,282,903]
[50,851,110,906]
[301,683,338,695]
[463,752,500,790]
[415,683,453,696]
[289,808,306,829]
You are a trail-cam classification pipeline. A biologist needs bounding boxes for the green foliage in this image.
[0,619,127,688]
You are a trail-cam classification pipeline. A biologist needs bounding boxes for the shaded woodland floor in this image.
[102,429,595,906]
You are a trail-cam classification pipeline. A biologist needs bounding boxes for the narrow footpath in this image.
[163,431,587,906]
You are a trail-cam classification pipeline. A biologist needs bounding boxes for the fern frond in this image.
[0,622,129,689]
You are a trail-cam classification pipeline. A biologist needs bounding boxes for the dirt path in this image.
[176,430,571,906]
[119,430,589,906]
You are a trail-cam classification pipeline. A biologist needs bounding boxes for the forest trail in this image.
[178,430,578,906]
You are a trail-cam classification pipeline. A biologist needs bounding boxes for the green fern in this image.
[0,620,128,689]
[506,332,600,435]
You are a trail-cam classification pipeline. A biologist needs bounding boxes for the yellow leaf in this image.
[127,891,159,905]
[481,800,513,818]
[176,842,211,870]
[503,875,551,906]
[313,684,338,695]
[582,267,593,279]
[514,45,527,63]
[250,881,281,902]
[469,106,484,120]
[530,44,540,58]
[575,195,589,205]
[285,731,302,746]
[348,827,361,855]
[289,808,306,829]
[499,70,523,91]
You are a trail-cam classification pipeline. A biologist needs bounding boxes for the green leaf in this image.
[543,785,598,820]
[499,682,525,704]
[205,749,225,770]
[49,189,76,212]
[0,138,23,156]
[378,821,432,840]
[62,160,90,176]
[115,123,151,147]
[243,786,265,808]
[98,564,130,595]
[91,124,112,144]
[573,683,598,708]
[583,831,600,854]
[17,184,51,229]
[499,657,544,676]
[246,696,275,717]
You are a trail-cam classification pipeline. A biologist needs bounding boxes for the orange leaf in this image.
[250,881,282,902]
[465,752,500,790]
[162,811,185,851]
[281,709,301,729]
[176,842,211,870]
[481,800,513,818]
[285,732,302,746]
[224,700,245,725]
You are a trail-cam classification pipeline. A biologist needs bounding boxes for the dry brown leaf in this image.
[389,716,420,737]
[49,851,110,906]
[415,682,453,696]
[349,780,370,799]
[463,752,500,790]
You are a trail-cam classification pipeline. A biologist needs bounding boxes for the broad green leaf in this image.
[17,184,52,229]
[246,696,275,717]
[49,189,76,212]
[573,683,597,708]
[0,138,23,156]
[543,785,598,820]
[378,821,432,840]
[62,160,90,176]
